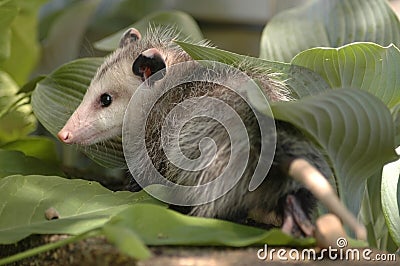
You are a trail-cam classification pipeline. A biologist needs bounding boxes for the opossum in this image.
[57,27,366,240]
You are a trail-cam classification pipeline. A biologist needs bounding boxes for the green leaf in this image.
[1,0,47,86]
[31,58,126,168]
[392,104,400,147]
[102,224,151,260]
[0,136,59,164]
[94,10,204,51]
[0,71,36,144]
[0,149,64,178]
[381,148,400,247]
[0,175,161,244]
[35,0,100,74]
[176,41,330,99]
[271,89,397,215]
[18,75,45,93]
[107,204,315,247]
[260,0,400,62]
[0,0,18,62]
[86,0,165,39]
[360,172,398,251]
[292,43,400,109]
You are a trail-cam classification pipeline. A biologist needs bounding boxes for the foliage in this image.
[0,0,399,264]
[94,10,204,51]
[0,176,316,264]
[0,175,161,244]
[260,0,400,62]
[381,149,400,248]
[291,43,400,109]
[176,41,399,246]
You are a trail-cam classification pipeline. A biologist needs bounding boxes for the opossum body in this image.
[57,27,365,239]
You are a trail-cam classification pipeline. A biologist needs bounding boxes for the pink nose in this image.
[57,130,72,143]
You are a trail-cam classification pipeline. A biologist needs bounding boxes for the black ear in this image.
[119,28,141,48]
[132,48,166,81]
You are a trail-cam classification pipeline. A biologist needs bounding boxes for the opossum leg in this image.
[281,194,315,237]
[282,157,367,241]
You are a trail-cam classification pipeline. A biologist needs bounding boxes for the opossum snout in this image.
[57,129,73,144]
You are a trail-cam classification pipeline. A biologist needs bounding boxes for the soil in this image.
[0,235,398,266]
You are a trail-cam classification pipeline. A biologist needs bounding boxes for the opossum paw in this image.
[281,194,315,237]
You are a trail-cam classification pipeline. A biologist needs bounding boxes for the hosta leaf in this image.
[271,89,397,215]
[392,104,400,146]
[86,0,164,38]
[0,0,18,62]
[0,71,36,144]
[107,204,315,247]
[360,172,398,251]
[102,224,151,260]
[0,136,59,164]
[260,0,400,62]
[95,10,204,51]
[31,58,126,168]
[0,149,63,178]
[36,0,100,74]
[176,41,330,99]
[1,0,47,86]
[292,43,400,109]
[381,148,400,247]
[0,175,160,244]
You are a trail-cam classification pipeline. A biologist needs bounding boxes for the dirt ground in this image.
[0,235,398,266]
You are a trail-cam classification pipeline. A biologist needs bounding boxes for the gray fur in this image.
[60,26,332,228]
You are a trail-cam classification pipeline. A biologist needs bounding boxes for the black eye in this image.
[100,93,112,107]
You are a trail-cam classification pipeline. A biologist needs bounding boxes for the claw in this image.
[281,194,315,237]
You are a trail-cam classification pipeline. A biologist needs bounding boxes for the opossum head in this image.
[57,27,190,145]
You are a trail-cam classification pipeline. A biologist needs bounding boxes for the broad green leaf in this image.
[360,172,398,251]
[271,89,397,215]
[0,71,36,144]
[290,43,400,245]
[292,43,400,109]
[1,0,47,86]
[0,0,18,62]
[381,147,400,247]
[392,104,400,146]
[86,0,164,40]
[36,0,100,74]
[94,10,204,51]
[176,41,330,99]
[0,136,59,164]
[107,204,315,247]
[0,175,161,244]
[102,224,151,260]
[0,104,36,144]
[31,58,126,168]
[39,0,102,41]
[0,149,63,178]
[260,0,400,62]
